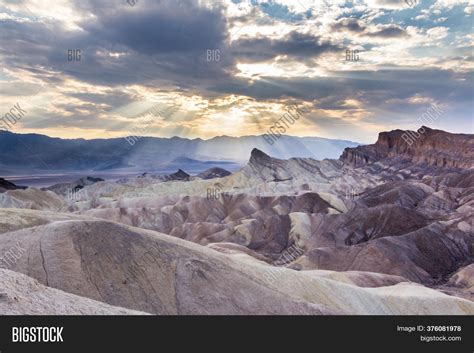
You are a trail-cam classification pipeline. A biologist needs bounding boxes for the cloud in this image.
[0,0,472,142]
[365,0,409,10]
[83,0,228,55]
[231,31,340,63]
[331,18,366,33]
[332,18,407,38]
[366,25,407,37]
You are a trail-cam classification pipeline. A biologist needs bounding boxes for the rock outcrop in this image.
[0,178,25,193]
[46,176,105,196]
[0,269,148,315]
[341,126,474,169]
[197,167,231,179]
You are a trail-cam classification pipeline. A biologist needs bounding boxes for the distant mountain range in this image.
[0,131,360,174]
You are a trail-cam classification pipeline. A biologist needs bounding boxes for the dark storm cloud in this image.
[1,0,471,132]
[0,0,233,87]
[1,0,411,108]
[208,68,472,116]
[331,18,366,33]
[231,31,340,62]
[366,26,407,38]
[1,0,339,95]
[332,18,407,38]
[82,0,228,55]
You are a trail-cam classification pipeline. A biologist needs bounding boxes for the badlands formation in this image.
[0,127,473,314]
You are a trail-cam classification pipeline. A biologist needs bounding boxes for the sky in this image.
[0,0,472,143]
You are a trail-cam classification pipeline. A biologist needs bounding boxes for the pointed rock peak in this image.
[175,169,189,176]
[166,169,190,181]
[0,178,20,190]
[249,148,274,166]
[419,126,436,134]
[249,148,279,169]
[250,148,271,160]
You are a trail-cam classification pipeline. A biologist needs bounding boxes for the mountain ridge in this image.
[0,130,360,174]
